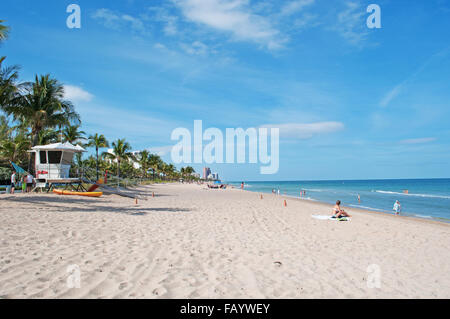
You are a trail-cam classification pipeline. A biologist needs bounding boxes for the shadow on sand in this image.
[2,195,191,216]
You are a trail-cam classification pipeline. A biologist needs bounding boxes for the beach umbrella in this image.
[10,161,28,174]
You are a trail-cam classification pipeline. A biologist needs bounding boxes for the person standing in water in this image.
[358,194,361,203]
[393,200,401,215]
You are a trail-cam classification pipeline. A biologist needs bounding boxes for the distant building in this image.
[203,167,211,179]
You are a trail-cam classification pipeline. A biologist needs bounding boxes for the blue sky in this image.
[2,0,450,181]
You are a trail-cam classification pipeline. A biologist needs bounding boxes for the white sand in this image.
[0,183,449,299]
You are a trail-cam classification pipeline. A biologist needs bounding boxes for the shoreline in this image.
[233,185,450,225]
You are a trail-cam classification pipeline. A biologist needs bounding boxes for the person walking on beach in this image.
[393,200,401,215]
[10,169,16,194]
[26,173,34,193]
[241,182,244,190]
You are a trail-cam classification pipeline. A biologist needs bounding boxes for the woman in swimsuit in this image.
[332,200,351,218]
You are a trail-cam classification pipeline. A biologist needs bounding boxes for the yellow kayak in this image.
[53,189,103,197]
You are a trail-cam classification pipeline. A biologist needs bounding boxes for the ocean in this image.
[228,179,450,222]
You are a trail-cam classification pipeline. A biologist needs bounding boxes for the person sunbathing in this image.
[332,200,351,218]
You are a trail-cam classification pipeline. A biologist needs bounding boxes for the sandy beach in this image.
[0,183,449,299]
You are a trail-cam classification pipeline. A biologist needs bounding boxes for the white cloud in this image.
[261,122,344,139]
[146,145,174,156]
[173,0,285,50]
[181,41,210,56]
[64,85,94,102]
[280,0,315,16]
[400,138,436,145]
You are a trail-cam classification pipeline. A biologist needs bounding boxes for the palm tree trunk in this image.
[117,158,120,187]
[96,146,99,181]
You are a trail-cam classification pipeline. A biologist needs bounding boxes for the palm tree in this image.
[148,154,162,180]
[136,150,151,178]
[103,138,132,181]
[0,57,22,110]
[0,20,10,42]
[4,75,80,146]
[87,133,109,181]
[62,124,85,145]
[0,133,29,164]
[37,128,59,145]
[3,75,80,171]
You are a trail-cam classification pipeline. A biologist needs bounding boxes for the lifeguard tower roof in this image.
[30,142,86,153]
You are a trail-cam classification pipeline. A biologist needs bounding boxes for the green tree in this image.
[3,75,80,171]
[87,133,109,181]
[0,57,22,110]
[148,154,162,180]
[36,128,59,145]
[0,133,29,164]
[0,20,10,42]
[136,150,151,178]
[62,124,86,145]
[103,138,133,181]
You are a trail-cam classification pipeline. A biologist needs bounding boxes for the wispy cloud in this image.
[380,47,450,107]
[173,0,286,50]
[92,8,146,34]
[280,0,315,16]
[332,1,368,45]
[261,122,344,139]
[400,137,436,145]
[64,85,93,102]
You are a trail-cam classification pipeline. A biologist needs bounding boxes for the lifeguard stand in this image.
[28,142,86,191]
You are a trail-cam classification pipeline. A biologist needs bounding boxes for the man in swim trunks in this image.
[332,200,351,218]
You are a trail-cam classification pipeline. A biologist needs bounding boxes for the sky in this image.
[1,0,450,181]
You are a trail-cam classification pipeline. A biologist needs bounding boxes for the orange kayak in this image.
[53,189,103,197]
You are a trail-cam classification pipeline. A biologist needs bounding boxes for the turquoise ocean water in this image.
[228,179,450,222]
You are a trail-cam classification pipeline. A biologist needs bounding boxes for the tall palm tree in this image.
[3,75,80,171]
[4,75,80,146]
[103,138,132,181]
[148,154,162,180]
[87,133,109,180]
[136,150,151,178]
[0,20,10,42]
[62,124,85,145]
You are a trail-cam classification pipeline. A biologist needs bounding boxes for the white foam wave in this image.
[375,190,450,199]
